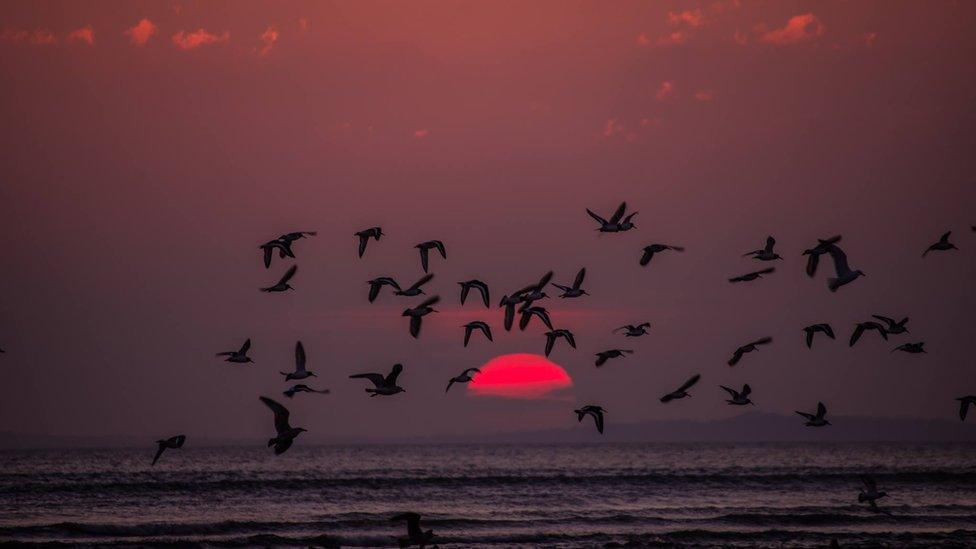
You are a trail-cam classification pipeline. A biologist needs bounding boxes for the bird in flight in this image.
[595,349,633,367]
[824,243,865,292]
[872,314,909,335]
[283,384,330,398]
[574,405,606,434]
[892,342,926,354]
[280,341,317,381]
[445,368,481,393]
[519,306,553,331]
[801,235,842,277]
[151,434,186,466]
[544,329,576,357]
[390,512,435,549]
[551,268,588,298]
[728,337,772,366]
[586,201,637,233]
[923,231,957,257]
[259,238,294,269]
[260,265,297,293]
[403,296,439,338]
[367,277,401,303]
[661,374,701,403]
[458,279,490,308]
[795,401,830,427]
[279,231,317,242]
[728,267,775,283]
[395,273,434,297]
[462,321,492,347]
[858,475,889,513]
[802,324,835,349]
[744,236,782,261]
[614,323,651,337]
[720,384,754,406]
[350,363,406,396]
[956,396,976,421]
[415,240,446,273]
[216,338,253,364]
[850,322,888,347]
[355,226,383,258]
[259,396,306,455]
[639,244,684,266]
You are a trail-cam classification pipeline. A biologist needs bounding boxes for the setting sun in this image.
[468,353,573,398]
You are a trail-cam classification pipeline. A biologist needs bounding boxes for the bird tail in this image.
[267,437,276,447]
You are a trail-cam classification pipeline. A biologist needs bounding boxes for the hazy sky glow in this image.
[0,1,974,442]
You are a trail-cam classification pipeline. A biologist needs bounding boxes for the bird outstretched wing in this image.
[260,396,291,434]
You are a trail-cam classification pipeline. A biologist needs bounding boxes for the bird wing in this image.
[368,282,381,303]
[263,246,273,268]
[573,268,586,289]
[668,245,685,252]
[751,337,773,347]
[612,326,629,333]
[407,273,434,291]
[278,265,297,285]
[433,240,446,258]
[940,230,952,243]
[764,235,775,252]
[639,249,654,266]
[861,475,876,491]
[805,329,814,349]
[463,325,472,347]
[459,283,470,305]
[960,399,970,421]
[608,201,627,224]
[349,373,386,387]
[518,310,531,330]
[481,323,493,341]
[504,303,515,331]
[678,374,701,392]
[795,411,816,420]
[741,384,751,397]
[357,234,368,258]
[386,363,404,385]
[464,368,481,376]
[660,392,675,403]
[565,331,576,348]
[537,308,553,330]
[719,385,738,398]
[586,208,608,225]
[260,396,291,434]
[445,379,455,393]
[419,247,429,273]
[805,253,819,277]
[418,295,440,309]
[757,267,775,275]
[728,348,744,366]
[240,339,251,354]
[816,401,827,418]
[295,341,306,372]
[594,410,605,434]
[826,244,851,276]
[823,324,835,339]
[544,334,555,356]
[474,281,490,308]
[409,315,422,338]
[152,443,166,466]
[595,353,608,367]
[850,325,865,346]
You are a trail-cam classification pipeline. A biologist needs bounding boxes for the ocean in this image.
[1,442,974,547]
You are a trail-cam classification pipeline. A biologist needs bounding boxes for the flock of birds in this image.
[7,204,973,548]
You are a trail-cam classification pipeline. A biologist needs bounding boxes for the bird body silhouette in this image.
[574,405,606,433]
[259,396,306,455]
[892,342,926,354]
[280,341,317,381]
[850,322,888,347]
[355,226,383,258]
[661,374,701,402]
[586,201,636,232]
[216,338,253,363]
[152,434,186,465]
[802,324,834,348]
[458,279,490,308]
[729,267,775,283]
[446,368,480,392]
[796,402,830,426]
[350,363,405,396]
[403,296,439,338]
[728,337,772,366]
[552,268,588,298]
[544,329,576,356]
[367,277,401,302]
[802,235,842,277]
[957,396,976,421]
[614,323,651,337]
[395,274,434,297]
[462,321,492,347]
[260,265,297,292]
[283,384,330,398]
[744,236,782,261]
[824,243,865,291]
[415,240,446,272]
[923,231,957,256]
[595,349,632,367]
[639,244,684,266]
[720,384,754,405]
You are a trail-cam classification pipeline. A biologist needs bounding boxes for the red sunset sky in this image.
[0,1,974,442]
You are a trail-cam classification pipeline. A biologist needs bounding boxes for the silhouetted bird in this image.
[260,265,297,292]
[744,235,782,261]
[367,277,401,303]
[259,239,294,268]
[544,329,576,357]
[403,296,439,338]
[660,374,701,402]
[216,338,253,363]
[279,231,316,242]
[728,267,775,283]
[923,231,957,257]
[595,349,632,367]
[499,294,522,332]
[391,512,435,549]
[395,273,434,297]
[720,384,754,406]
[892,342,926,354]
[462,321,492,347]
[795,401,830,427]
[872,315,909,335]
[514,270,553,303]
[803,324,835,349]
[552,268,588,298]
[574,405,606,434]
[614,323,651,337]
[639,244,684,266]
[728,337,772,366]
[850,322,888,347]
[824,243,865,291]
[446,368,481,393]
[416,240,446,273]
[519,306,553,331]
[458,279,490,308]
[283,384,330,398]
[586,201,636,232]
[355,226,383,258]
[280,341,317,381]
[260,396,306,455]
[350,363,405,396]
[152,435,185,466]
[801,235,842,277]
[956,396,976,421]
[858,475,888,512]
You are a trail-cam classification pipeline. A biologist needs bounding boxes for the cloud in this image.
[172,28,229,50]
[694,90,714,101]
[125,18,157,46]
[413,129,429,139]
[863,32,878,47]
[298,17,310,32]
[257,26,278,56]
[635,33,650,46]
[656,80,675,101]
[668,9,704,28]
[657,30,690,46]
[733,29,748,45]
[67,26,94,45]
[758,13,825,46]
[602,118,624,138]
[172,4,183,16]
[1,28,29,44]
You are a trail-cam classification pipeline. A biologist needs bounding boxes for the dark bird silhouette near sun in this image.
[216,338,253,364]
[260,396,306,455]
[151,434,185,466]
[355,226,383,258]
[350,363,406,396]
[574,405,606,434]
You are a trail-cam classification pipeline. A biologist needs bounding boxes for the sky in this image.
[0,1,974,443]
